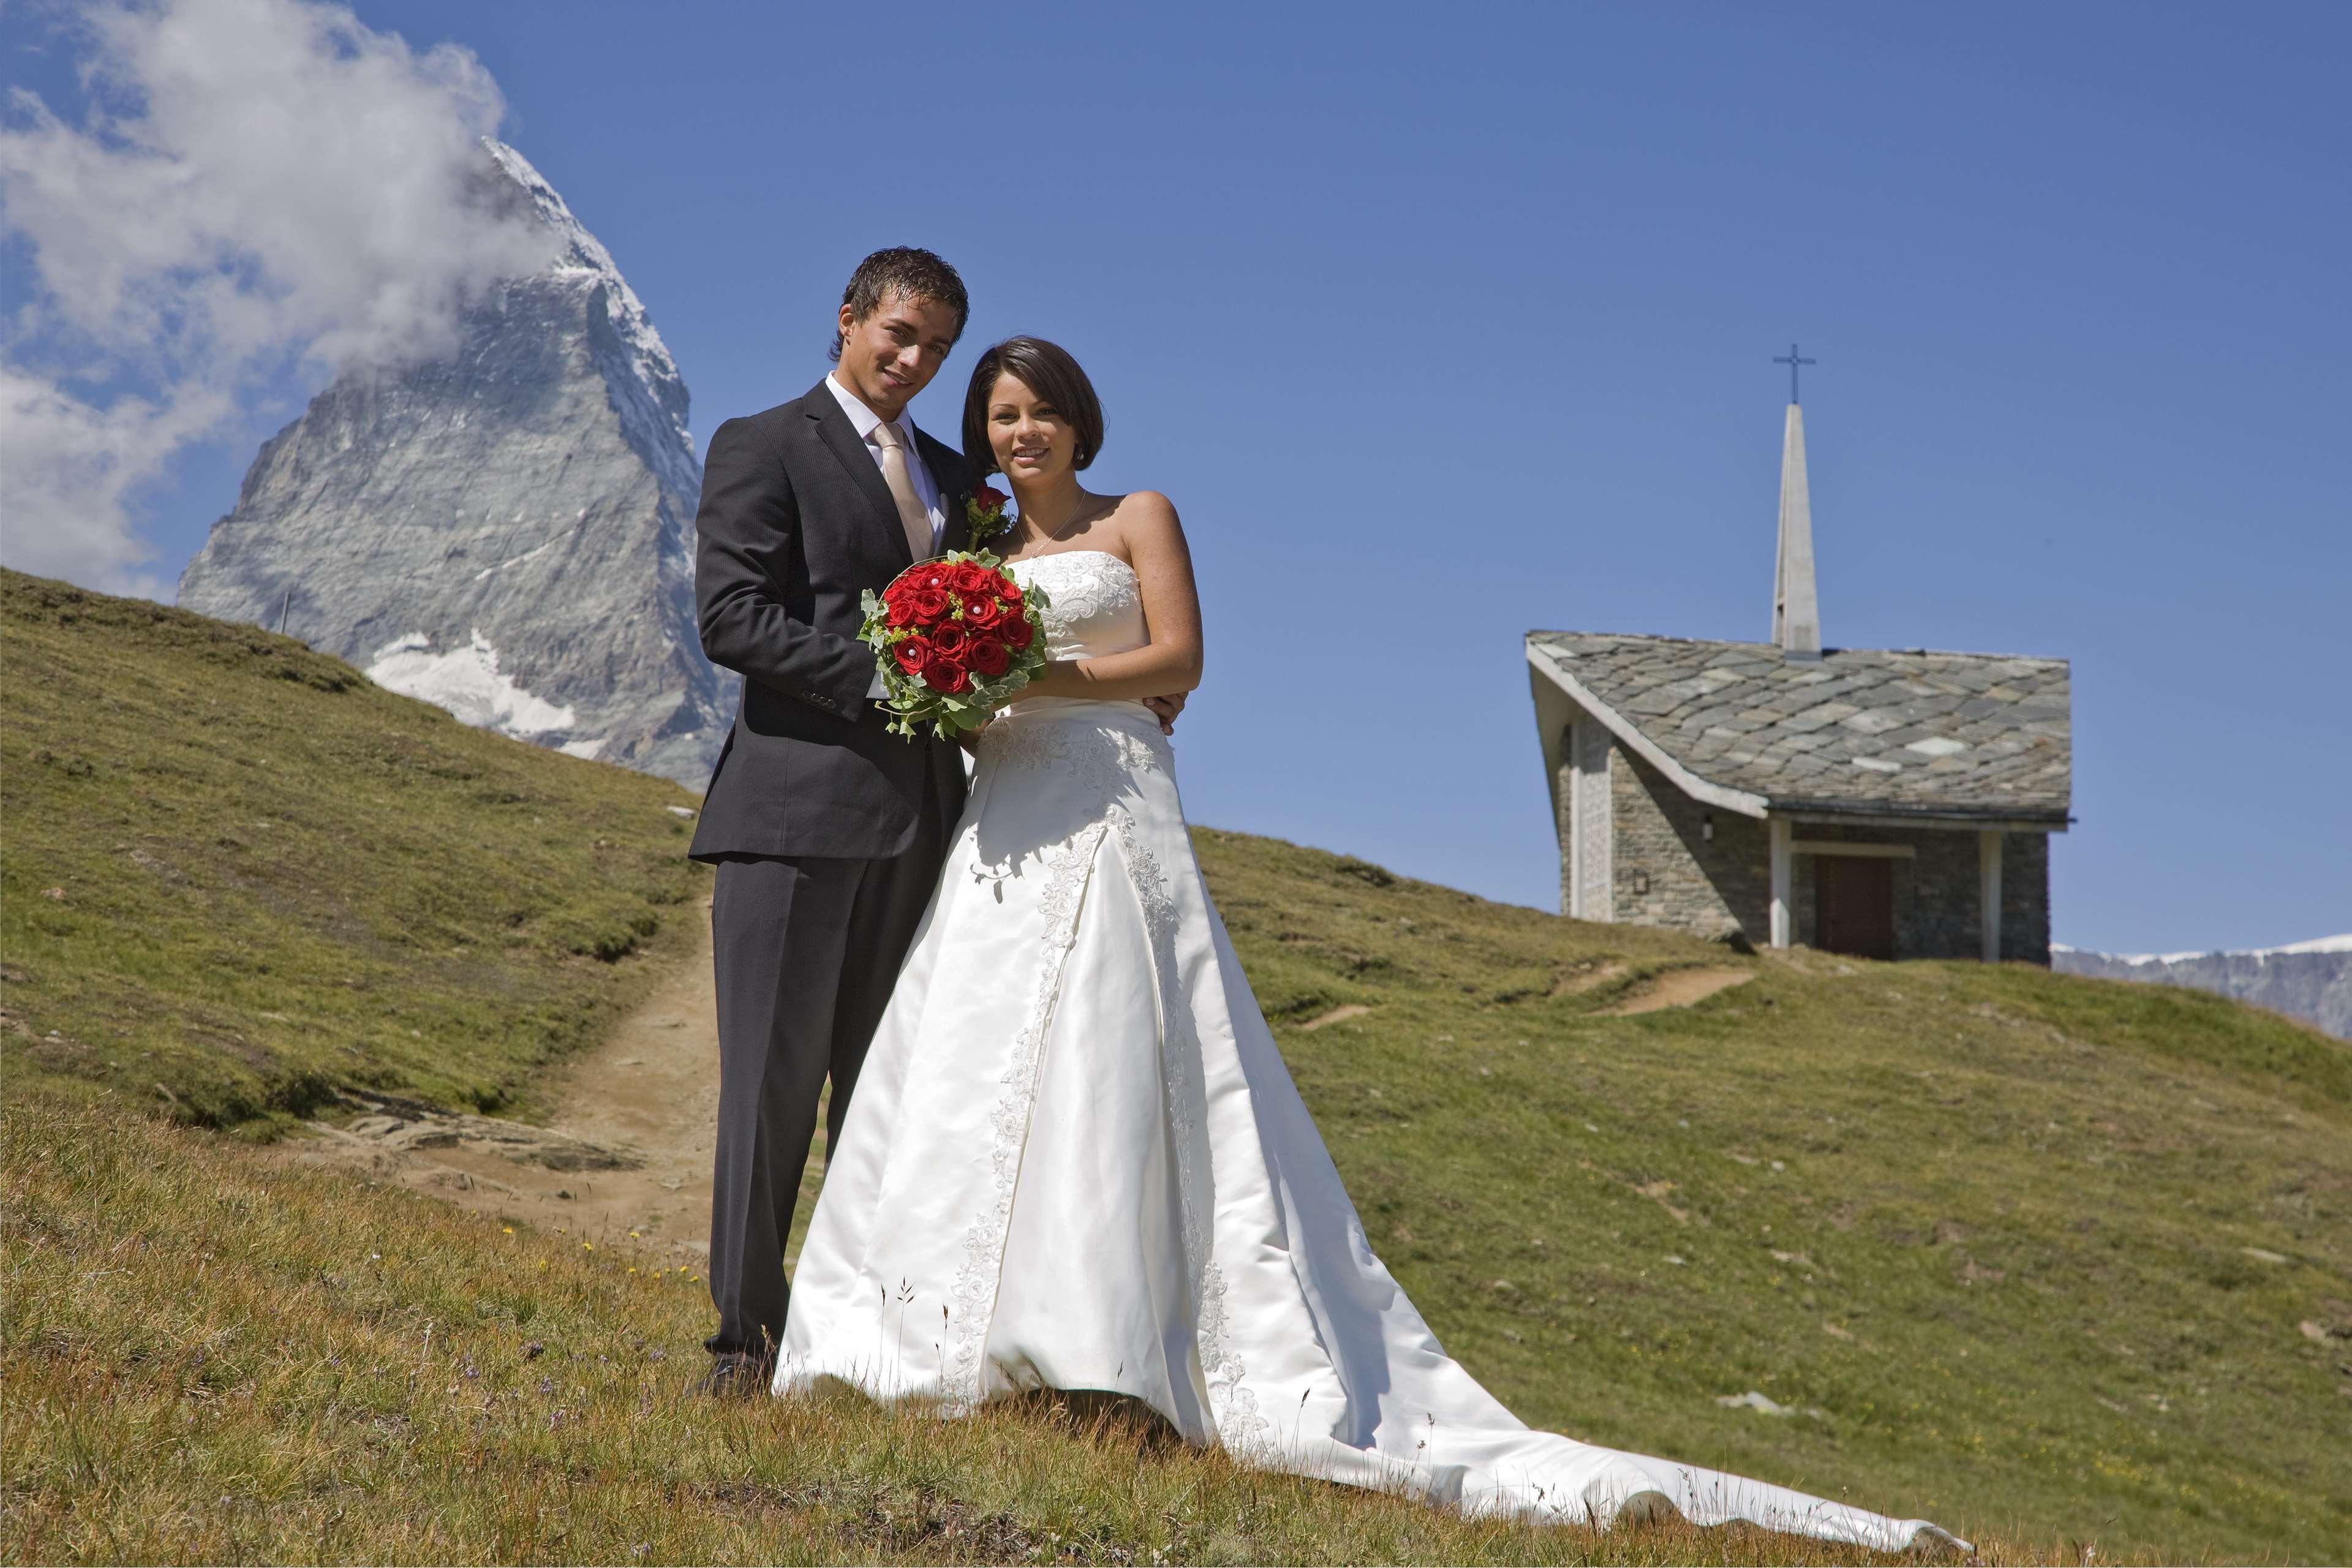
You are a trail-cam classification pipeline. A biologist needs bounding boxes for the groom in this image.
[686,248,1178,1393]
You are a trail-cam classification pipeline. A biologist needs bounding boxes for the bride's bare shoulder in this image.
[1107,489,1183,540]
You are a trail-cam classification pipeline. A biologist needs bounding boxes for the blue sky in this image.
[9,1,2346,950]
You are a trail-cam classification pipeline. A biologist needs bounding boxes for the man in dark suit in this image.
[687,248,974,1392]
[687,249,1189,1393]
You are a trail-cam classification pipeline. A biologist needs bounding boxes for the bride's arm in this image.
[1024,492,1204,703]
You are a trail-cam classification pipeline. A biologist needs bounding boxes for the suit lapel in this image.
[802,380,914,570]
[918,430,971,556]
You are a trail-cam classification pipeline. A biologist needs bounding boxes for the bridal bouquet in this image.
[859,550,1051,739]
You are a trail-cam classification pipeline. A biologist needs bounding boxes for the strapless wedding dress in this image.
[777,549,1965,1553]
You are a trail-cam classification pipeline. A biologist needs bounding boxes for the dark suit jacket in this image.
[688,379,973,862]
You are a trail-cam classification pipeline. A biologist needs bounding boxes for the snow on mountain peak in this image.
[179,138,733,786]
[2271,933,2352,956]
[480,138,698,502]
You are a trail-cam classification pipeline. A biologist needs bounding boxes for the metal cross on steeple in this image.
[1773,342,1816,404]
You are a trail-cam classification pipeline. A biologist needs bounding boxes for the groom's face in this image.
[835,289,961,420]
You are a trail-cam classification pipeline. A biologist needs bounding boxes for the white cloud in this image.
[0,0,554,597]
[0,364,230,599]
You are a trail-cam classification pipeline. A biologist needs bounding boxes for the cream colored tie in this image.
[868,419,934,562]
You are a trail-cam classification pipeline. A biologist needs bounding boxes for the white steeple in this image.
[1770,345,1822,661]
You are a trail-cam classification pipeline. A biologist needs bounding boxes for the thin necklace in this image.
[1017,489,1094,550]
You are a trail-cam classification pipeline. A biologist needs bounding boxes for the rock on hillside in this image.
[2053,935,2351,1039]
[177,140,733,786]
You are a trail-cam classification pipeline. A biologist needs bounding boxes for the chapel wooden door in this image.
[1816,856,1894,960]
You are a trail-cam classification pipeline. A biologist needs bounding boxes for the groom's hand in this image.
[1142,693,1187,734]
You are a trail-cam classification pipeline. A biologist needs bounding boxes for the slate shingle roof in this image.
[1526,631,2071,823]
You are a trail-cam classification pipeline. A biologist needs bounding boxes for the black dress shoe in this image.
[695,1349,775,1399]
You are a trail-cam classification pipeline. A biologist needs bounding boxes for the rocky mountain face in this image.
[2053,937,2352,1039]
[178,141,733,786]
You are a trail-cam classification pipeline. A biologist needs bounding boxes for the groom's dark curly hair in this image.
[829,247,969,362]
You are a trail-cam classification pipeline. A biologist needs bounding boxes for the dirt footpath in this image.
[275,913,1761,1266]
[276,901,725,1265]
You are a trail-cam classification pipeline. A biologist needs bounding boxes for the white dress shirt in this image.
[826,373,946,555]
[832,375,951,703]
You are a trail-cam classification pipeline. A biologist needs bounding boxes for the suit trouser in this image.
[703,801,948,1360]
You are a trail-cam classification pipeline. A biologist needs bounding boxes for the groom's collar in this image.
[823,372,921,447]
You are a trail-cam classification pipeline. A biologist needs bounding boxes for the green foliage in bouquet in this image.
[858,551,1052,741]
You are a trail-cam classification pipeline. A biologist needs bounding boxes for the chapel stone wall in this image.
[1608,747,1767,943]
[2000,832,2052,965]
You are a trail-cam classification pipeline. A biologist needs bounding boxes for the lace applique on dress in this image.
[958,709,1264,1444]
[1008,551,1147,662]
[941,549,1264,1439]
[981,715,1164,793]
[942,817,1110,1411]
[1109,815,1270,1452]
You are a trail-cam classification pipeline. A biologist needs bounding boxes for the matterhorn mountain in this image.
[178,141,734,785]
[2053,935,2352,1039]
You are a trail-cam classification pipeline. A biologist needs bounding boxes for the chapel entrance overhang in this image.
[1778,804,2073,834]
[1764,809,2032,962]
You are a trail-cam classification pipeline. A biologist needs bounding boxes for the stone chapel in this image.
[1524,366,2072,962]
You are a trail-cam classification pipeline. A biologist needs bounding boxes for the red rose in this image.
[952,561,995,594]
[891,635,930,674]
[962,594,1005,629]
[921,654,970,695]
[967,636,1011,677]
[1003,616,1035,650]
[883,576,914,604]
[886,595,921,628]
[929,622,968,656]
[909,586,951,622]
[974,484,1009,512]
[998,578,1023,606]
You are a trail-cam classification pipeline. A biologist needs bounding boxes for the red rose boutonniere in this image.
[965,484,1012,545]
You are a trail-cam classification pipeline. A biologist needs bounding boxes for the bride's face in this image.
[985,373,1074,483]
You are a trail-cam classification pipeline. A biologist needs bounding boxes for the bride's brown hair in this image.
[962,337,1104,475]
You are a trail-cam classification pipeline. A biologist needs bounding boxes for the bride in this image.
[776,336,1967,1555]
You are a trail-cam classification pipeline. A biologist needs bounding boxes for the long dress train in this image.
[777,549,1966,1555]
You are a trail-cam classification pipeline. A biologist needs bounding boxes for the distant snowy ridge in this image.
[2053,937,2351,1039]
[2053,933,2352,965]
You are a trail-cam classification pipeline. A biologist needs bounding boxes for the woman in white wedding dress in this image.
[777,338,1967,1555]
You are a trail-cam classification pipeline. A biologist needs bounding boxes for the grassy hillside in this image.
[1194,831,2351,1562]
[2,569,705,1129]
[7,1090,1928,1566]
[6,571,2350,1562]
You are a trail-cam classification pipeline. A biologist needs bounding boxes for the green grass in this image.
[4,1087,1961,1565]
[6,568,2350,1562]
[1193,832,2352,1563]
[2,568,706,1131]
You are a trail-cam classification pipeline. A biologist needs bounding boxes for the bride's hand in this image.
[958,714,994,753]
